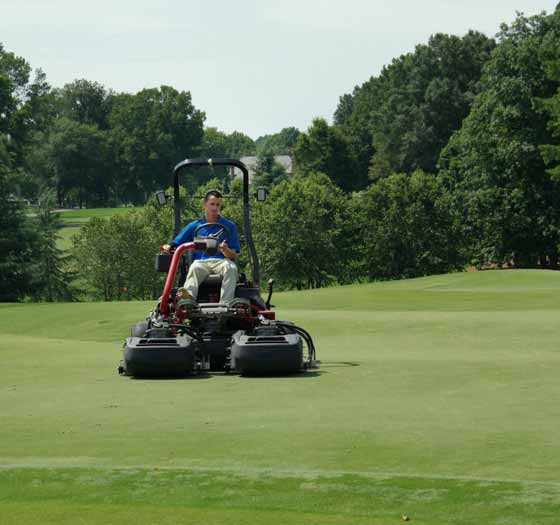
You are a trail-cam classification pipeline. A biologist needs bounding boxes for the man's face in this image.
[204,195,222,218]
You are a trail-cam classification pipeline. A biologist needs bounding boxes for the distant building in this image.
[230,155,293,182]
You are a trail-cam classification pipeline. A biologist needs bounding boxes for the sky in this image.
[1,0,558,138]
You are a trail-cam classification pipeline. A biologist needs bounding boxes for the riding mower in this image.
[119,158,317,377]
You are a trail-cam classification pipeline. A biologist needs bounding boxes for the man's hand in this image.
[161,244,172,252]
[219,240,236,260]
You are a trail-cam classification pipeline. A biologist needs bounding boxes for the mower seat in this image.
[199,272,247,289]
[197,272,248,303]
[203,274,224,286]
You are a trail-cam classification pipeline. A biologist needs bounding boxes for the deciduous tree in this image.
[109,86,205,202]
[357,171,464,279]
[293,118,363,191]
[256,173,351,289]
[439,10,560,268]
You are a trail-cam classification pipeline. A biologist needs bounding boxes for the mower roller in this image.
[119,158,317,377]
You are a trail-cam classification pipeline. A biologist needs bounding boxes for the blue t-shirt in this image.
[172,216,240,260]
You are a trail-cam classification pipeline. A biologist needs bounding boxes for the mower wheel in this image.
[131,321,149,338]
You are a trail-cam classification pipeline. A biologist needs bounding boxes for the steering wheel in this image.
[193,222,231,242]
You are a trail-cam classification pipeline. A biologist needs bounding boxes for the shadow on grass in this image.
[123,367,335,381]
[320,361,360,367]
[239,370,324,379]
[128,373,213,381]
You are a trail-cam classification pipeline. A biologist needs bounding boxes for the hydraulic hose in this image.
[166,324,204,344]
[273,321,316,361]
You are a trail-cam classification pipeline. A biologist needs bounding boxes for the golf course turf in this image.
[1,269,560,523]
[56,207,134,251]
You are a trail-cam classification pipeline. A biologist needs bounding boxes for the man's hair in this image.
[204,189,223,202]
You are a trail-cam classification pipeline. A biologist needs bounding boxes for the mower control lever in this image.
[265,278,274,309]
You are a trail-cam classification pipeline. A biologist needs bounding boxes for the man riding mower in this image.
[119,158,317,377]
[162,188,240,307]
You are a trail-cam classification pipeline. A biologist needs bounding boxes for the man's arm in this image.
[162,221,197,251]
[173,221,196,246]
[222,220,240,260]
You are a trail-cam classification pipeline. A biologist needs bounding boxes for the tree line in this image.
[0,45,299,210]
[2,7,560,301]
[293,8,560,271]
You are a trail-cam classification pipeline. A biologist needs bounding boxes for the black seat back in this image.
[198,274,223,303]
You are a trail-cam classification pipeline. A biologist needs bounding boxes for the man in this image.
[164,189,240,303]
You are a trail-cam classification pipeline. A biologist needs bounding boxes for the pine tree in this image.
[0,142,39,301]
[32,191,75,302]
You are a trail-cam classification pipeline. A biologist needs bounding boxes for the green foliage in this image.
[540,95,560,178]
[439,10,560,268]
[252,148,288,187]
[187,127,229,191]
[225,130,256,157]
[256,173,351,289]
[55,79,113,130]
[0,42,32,138]
[333,94,353,126]
[109,86,205,203]
[27,117,113,207]
[0,165,39,301]
[255,127,300,155]
[190,128,256,191]
[200,127,229,158]
[1,43,55,171]
[0,70,43,301]
[72,210,166,301]
[335,31,495,181]
[356,171,464,279]
[539,8,560,180]
[293,118,364,191]
[31,190,75,302]
[9,7,560,295]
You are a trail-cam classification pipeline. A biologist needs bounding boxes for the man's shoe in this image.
[177,298,200,317]
[176,287,194,301]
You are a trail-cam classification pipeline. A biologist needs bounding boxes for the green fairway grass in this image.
[24,207,130,251]
[56,207,134,250]
[58,207,133,224]
[57,225,81,251]
[1,270,560,523]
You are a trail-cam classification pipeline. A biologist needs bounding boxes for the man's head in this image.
[204,189,223,221]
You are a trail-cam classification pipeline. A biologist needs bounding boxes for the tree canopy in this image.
[293,118,364,191]
[110,86,205,202]
[335,31,496,181]
[255,127,300,155]
[439,9,560,267]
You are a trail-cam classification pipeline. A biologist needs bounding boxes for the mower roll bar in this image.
[172,158,260,287]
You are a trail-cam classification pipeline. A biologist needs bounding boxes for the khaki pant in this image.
[184,258,238,302]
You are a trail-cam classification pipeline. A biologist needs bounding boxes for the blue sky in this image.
[1,0,558,138]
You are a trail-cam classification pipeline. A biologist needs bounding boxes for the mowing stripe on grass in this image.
[2,462,560,488]
[2,466,560,525]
